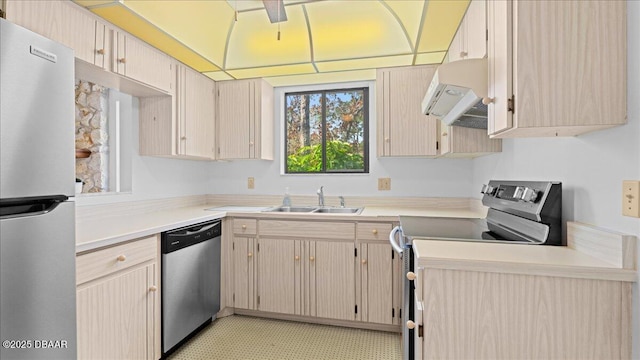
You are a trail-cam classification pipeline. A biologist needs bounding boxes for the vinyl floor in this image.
[167,315,402,360]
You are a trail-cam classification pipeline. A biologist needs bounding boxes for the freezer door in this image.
[0,19,75,199]
[0,201,77,359]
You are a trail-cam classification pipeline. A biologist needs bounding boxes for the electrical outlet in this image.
[248,177,255,190]
[622,180,640,218]
[378,178,391,191]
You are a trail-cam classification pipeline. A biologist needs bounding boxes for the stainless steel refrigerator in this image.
[0,18,77,359]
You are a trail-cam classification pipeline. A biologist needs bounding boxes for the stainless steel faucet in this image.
[339,196,345,208]
[317,186,325,207]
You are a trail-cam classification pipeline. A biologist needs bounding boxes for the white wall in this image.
[76,97,211,206]
[473,2,640,356]
[209,82,476,199]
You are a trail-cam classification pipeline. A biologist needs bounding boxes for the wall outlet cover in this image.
[248,177,255,190]
[622,180,640,218]
[378,178,391,191]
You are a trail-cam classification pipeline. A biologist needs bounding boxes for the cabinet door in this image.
[233,237,255,310]
[257,239,296,314]
[465,0,486,59]
[448,23,465,62]
[6,0,97,65]
[361,243,394,324]
[114,32,173,93]
[218,80,252,159]
[313,240,356,321]
[181,66,215,159]
[77,263,157,360]
[377,67,439,157]
[486,0,513,136]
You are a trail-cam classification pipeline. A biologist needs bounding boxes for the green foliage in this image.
[287,140,364,173]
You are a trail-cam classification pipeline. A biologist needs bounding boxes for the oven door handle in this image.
[389,226,404,254]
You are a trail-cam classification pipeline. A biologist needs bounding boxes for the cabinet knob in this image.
[460,51,468,58]
[116,255,126,262]
[406,271,417,281]
[385,137,390,142]
[181,136,187,140]
[248,252,253,258]
[361,259,367,265]
[406,320,416,329]
[249,141,254,146]
[96,49,105,55]
[295,255,300,261]
[242,224,247,229]
[149,285,158,292]
[372,229,378,235]
[309,256,315,262]
[118,58,126,64]
[482,97,495,105]
[442,132,448,137]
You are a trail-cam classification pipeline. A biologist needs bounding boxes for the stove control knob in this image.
[520,187,539,202]
[481,184,495,195]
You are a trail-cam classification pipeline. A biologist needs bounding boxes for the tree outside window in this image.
[285,88,369,174]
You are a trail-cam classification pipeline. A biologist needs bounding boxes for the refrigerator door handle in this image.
[0,195,68,219]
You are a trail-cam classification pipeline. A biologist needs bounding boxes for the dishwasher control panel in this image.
[161,220,221,254]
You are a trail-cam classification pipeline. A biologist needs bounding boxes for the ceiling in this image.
[73,0,470,86]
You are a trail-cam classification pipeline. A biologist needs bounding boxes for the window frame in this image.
[283,87,370,174]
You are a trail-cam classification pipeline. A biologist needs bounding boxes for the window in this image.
[284,88,369,174]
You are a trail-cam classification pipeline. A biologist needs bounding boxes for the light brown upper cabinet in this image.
[112,30,174,94]
[486,0,626,138]
[376,66,439,157]
[139,64,216,160]
[177,65,216,159]
[448,0,486,62]
[5,0,102,67]
[439,124,501,158]
[217,79,274,160]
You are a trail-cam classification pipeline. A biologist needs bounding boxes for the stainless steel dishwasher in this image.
[161,220,221,357]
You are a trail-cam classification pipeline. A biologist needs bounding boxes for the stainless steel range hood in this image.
[421,58,488,129]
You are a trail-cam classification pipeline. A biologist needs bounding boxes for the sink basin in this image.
[264,206,317,213]
[312,207,363,214]
[263,206,363,214]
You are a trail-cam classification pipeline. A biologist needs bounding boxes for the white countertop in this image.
[75,202,486,253]
[413,239,637,282]
[76,205,226,253]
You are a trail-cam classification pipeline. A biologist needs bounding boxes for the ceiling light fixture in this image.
[263,0,287,24]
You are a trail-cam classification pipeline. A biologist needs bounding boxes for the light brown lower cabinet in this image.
[76,236,160,360]
[235,220,359,323]
[413,267,632,359]
[229,218,398,329]
[231,236,256,310]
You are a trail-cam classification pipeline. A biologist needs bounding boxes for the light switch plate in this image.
[622,180,640,218]
[378,178,391,191]
[248,177,255,189]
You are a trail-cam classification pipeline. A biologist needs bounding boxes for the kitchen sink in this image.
[264,206,317,213]
[263,206,363,214]
[312,207,363,214]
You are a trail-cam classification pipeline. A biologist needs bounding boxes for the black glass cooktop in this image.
[399,216,536,244]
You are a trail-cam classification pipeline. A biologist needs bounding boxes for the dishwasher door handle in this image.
[185,222,219,235]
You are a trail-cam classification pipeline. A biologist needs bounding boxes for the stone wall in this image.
[75,80,109,193]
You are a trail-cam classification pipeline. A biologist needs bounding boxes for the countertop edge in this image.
[76,211,226,253]
[415,256,638,282]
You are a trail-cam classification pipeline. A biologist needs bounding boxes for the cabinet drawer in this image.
[260,220,355,240]
[357,222,393,241]
[233,218,257,236]
[76,236,157,285]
